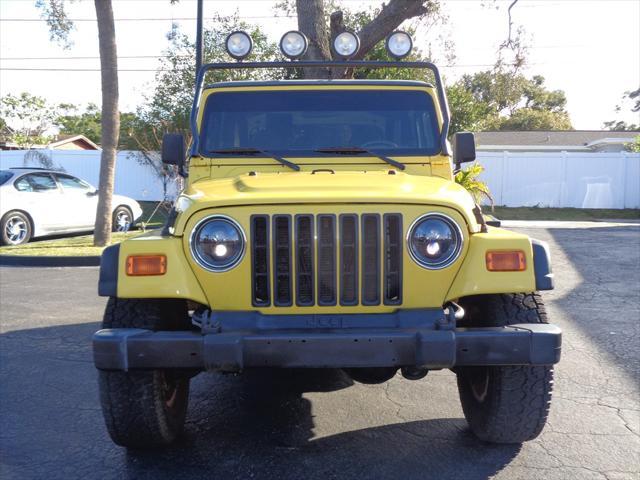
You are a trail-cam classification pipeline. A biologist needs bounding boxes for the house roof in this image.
[0,134,100,151]
[475,130,639,148]
[47,134,100,150]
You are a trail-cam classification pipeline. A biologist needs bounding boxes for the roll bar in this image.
[189,60,451,157]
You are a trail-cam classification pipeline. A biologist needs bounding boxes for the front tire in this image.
[112,206,133,232]
[98,298,190,448]
[456,293,554,444]
[1,210,32,245]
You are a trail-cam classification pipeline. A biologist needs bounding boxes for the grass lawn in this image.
[0,232,143,257]
[138,200,170,228]
[2,203,637,257]
[490,207,640,221]
[0,201,169,257]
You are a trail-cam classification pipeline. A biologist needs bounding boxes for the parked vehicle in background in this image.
[0,168,142,245]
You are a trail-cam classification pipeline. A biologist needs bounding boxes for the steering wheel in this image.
[360,140,399,149]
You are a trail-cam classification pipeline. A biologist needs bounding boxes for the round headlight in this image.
[407,214,463,269]
[386,31,413,59]
[280,30,308,59]
[333,31,360,59]
[190,216,246,272]
[225,31,253,60]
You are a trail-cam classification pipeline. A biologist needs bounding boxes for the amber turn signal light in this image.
[126,255,167,276]
[486,251,526,272]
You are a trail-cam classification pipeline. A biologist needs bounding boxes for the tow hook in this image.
[401,366,429,380]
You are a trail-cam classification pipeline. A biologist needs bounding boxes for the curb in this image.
[0,255,101,267]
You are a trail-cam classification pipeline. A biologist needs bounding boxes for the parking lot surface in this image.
[1,225,639,480]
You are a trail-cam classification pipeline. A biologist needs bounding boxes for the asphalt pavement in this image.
[0,224,638,480]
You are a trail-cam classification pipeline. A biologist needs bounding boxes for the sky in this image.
[1,0,639,130]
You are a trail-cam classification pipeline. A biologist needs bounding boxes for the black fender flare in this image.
[531,239,554,291]
[98,244,120,297]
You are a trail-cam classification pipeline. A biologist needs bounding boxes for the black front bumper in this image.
[93,309,561,371]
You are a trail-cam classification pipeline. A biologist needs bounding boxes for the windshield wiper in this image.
[209,148,300,171]
[315,147,405,171]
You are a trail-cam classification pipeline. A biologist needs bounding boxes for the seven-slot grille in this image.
[251,214,403,307]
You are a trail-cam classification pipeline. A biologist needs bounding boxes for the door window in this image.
[55,174,92,192]
[14,173,58,192]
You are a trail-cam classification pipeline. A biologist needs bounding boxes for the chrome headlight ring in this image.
[407,213,464,270]
[189,215,246,272]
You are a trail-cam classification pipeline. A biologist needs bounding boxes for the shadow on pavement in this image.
[0,322,520,480]
[545,226,640,379]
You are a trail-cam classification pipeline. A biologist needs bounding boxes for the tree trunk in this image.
[296,0,331,78]
[93,0,120,246]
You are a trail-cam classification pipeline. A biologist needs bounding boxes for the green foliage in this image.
[497,108,572,131]
[604,120,639,131]
[56,103,139,148]
[135,15,282,151]
[35,0,75,49]
[454,162,493,205]
[56,103,101,143]
[604,87,640,131]
[446,84,493,135]
[626,136,640,153]
[451,71,572,132]
[0,92,58,147]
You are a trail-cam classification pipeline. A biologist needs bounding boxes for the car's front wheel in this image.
[455,293,554,444]
[112,206,133,232]
[0,210,32,246]
[98,298,191,448]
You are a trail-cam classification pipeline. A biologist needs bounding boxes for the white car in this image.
[0,168,143,246]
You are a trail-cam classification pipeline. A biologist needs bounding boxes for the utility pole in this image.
[195,0,204,77]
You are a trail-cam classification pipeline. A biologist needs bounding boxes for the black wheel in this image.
[1,210,32,246]
[98,298,191,448]
[456,293,554,444]
[112,206,133,232]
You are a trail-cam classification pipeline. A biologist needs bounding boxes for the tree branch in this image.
[330,10,346,40]
[502,0,519,48]
[353,0,434,61]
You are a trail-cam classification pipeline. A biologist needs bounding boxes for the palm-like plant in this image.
[455,162,494,208]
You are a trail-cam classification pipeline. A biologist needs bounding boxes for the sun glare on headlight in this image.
[408,214,463,269]
[190,215,246,272]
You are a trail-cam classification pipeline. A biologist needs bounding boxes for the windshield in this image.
[200,89,441,156]
[0,170,13,185]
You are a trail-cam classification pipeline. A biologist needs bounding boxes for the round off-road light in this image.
[333,31,360,59]
[386,31,413,59]
[225,31,253,60]
[407,213,463,270]
[190,215,246,272]
[280,30,308,59]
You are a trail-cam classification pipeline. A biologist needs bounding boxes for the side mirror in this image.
[453,132,476,168]
[161,133,185,166]
[86,189,99,197]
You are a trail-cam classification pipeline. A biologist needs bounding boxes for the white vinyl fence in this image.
[0,149,179,202]
[476,151,640,209]
[1,149,638,208]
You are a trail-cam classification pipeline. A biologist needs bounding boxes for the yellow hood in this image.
[174,171,479,234]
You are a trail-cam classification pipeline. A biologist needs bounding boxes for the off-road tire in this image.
[98,298,191,448]
[456,293,554,444]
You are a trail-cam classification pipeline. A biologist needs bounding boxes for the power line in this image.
[0,64,538,72]
[0,16,295,21]
[0,55,188,60]
[0,44,587,62]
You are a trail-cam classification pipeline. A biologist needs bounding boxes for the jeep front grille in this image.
[251,213,403,307]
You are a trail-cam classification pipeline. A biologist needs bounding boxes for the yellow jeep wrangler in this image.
[93,30,560,448]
